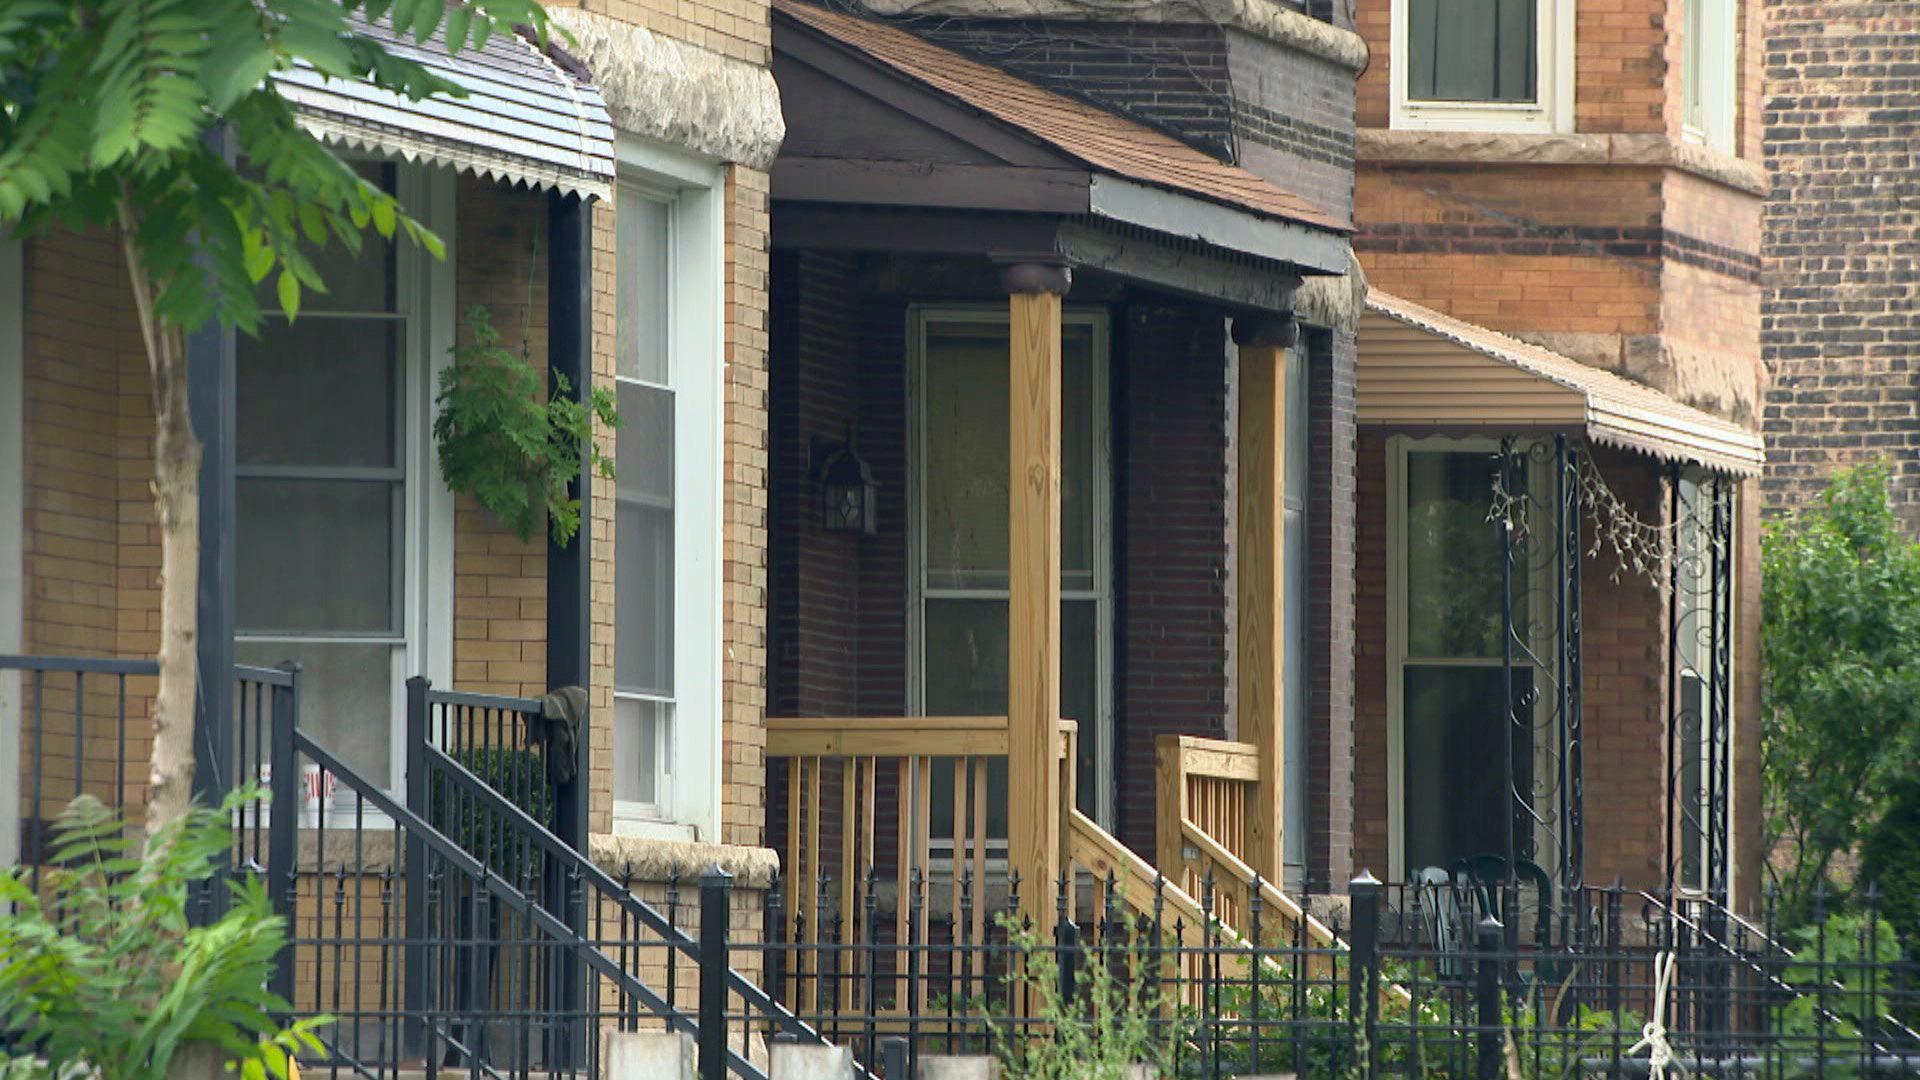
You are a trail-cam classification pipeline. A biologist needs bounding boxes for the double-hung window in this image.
[1682,0,1737,153]
[234,161,454,801]
[1392,0,1573,132]
[612,141,724,839]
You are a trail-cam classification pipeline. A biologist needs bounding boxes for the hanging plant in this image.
[434,305,620,546]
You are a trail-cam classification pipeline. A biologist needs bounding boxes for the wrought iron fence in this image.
[745,868,1920,1078]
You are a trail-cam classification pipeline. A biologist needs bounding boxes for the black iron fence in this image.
[745,868,1920,1078]
[7,653,1919,1078]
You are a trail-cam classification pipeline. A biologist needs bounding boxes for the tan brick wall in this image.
[556,0,769,65]
[18,225,159,823]
[452,177,552,700]
[721,166,772,851]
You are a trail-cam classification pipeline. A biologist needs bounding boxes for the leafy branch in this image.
[434,306,619,546]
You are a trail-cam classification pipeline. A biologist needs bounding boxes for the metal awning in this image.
[275,15,616,200]
[1358,291,1765,476]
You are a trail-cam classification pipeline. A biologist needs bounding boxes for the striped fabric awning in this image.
[1358,291,1765,476]
[275,15,616,201]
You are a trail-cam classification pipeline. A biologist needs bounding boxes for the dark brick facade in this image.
[1762,2,1920,527]
[1305,326,1357,888]
[767,254,1238,859]
[898,17,1357,222]
[1113,304,1233,856]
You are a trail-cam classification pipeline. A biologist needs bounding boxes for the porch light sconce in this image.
[812,427,878,536]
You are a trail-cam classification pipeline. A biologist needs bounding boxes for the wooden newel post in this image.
[1003,257,1070,935]
[1233,313,1297,886]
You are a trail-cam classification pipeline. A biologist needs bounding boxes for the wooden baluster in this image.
[914,755,932,962]
[840,755,857,1013]
[785,756,802,1006]
[951,757,967,949]
[895,756,912,1013]
[970,755,987,979]
[805,755,824,1013]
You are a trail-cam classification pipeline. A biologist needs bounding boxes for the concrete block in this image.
[603,1030,695,1080]
[768,1041,856,1079]
[917,1055,997,1080]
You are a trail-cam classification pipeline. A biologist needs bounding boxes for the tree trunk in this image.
[118,194,203,840]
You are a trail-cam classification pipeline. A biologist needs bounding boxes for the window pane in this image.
[1406,0,1538,103]
[617,382,673,506]
[238,640,395,785]
[924,597,1101,834]
[1405,450,1506,659]
[238,319,399,469]
[616,382,674,697]
[922,319,1097,591]
[1402,665,1533,872]
[613,696,671,808]
[924,323,1010,590]
[1063,599,1099,816]
[616,188,670,385]
[1062,325,1097,590]
[252,162,394,314]
[236,479,395,633]
[1683,0,1705,131]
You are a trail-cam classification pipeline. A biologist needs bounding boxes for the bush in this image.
[0,791,325,1080]
[1761,463,1920,926]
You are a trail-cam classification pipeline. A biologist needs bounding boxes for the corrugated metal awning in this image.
[1358,292,1765,476]
[275,15,615,200]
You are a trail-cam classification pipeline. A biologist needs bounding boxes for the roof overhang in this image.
[770,0,1348,276]
[1358,292,1765,476]
[274,17,616,201]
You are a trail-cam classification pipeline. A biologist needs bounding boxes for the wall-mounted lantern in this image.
[813,428,878,536]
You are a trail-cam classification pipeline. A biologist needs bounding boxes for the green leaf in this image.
[275,268,300,318]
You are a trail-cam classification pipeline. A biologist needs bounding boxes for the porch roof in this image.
[1357,292,1765,476]
[770,0,1349,276]
[275,14,616,201]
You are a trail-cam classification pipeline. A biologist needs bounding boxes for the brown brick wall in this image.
[1762,2,1920,526]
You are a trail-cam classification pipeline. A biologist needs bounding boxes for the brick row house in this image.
[0,0,1769,1069]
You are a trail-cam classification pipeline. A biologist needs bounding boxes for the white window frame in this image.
[905,305,1116,836]
[1389,0,1575,134]
[234,161,457,804]
[1681,0,1738,154]
[1385,435,1557,883]
[0,237,23,867]
[611,134,725,842]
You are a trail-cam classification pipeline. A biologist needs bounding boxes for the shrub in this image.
[0,790,325,1080]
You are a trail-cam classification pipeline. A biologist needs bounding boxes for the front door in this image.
[909,307,1113,837]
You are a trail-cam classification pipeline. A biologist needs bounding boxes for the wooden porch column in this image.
[1233,314,1297,885]
[1004,259,1070,931]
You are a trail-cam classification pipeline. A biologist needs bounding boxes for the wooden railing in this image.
[1154,734,1336,948]
[766,715,1076,1013]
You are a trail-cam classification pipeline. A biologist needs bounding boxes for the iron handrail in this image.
[295,731,770,1078]
[421,743,837,1055]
